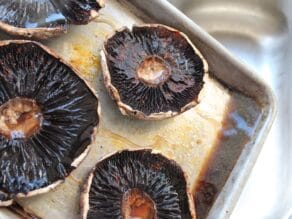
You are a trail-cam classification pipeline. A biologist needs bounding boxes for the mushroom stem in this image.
[122,188,157,219]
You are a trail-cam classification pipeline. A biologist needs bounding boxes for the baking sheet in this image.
[0,0,275,218]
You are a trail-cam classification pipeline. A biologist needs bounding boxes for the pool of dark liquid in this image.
[194,90,262,219]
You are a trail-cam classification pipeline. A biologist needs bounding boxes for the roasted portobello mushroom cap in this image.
[0,0,105,39]
[101,24,208,120]
[81,149,196,219]
[0,40,99,206]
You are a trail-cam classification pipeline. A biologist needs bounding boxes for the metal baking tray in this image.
[0,0,276,218]
[168,0,292,218]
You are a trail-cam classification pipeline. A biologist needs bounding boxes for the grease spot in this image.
[69,42,100,80]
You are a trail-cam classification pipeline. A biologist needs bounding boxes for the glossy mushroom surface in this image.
[101,24,207,120]
[81,149,196,219]
[0,0,104,39]
[0,41,99,206]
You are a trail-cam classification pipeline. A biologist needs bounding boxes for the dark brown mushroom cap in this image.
[0,41,99,206]
[0,0,105,39]
[81,149,196,219]
[101,24,208,120]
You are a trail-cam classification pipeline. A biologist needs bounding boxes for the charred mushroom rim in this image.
[0,0,105,39]
[80,149,196,219]
[0,40,99,206]
[101,24,208,120]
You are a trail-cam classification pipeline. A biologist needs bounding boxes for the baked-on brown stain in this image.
[0,98,42,139]
[122,188,156,219]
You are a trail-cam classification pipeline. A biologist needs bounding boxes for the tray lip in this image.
[122,0,277,218]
